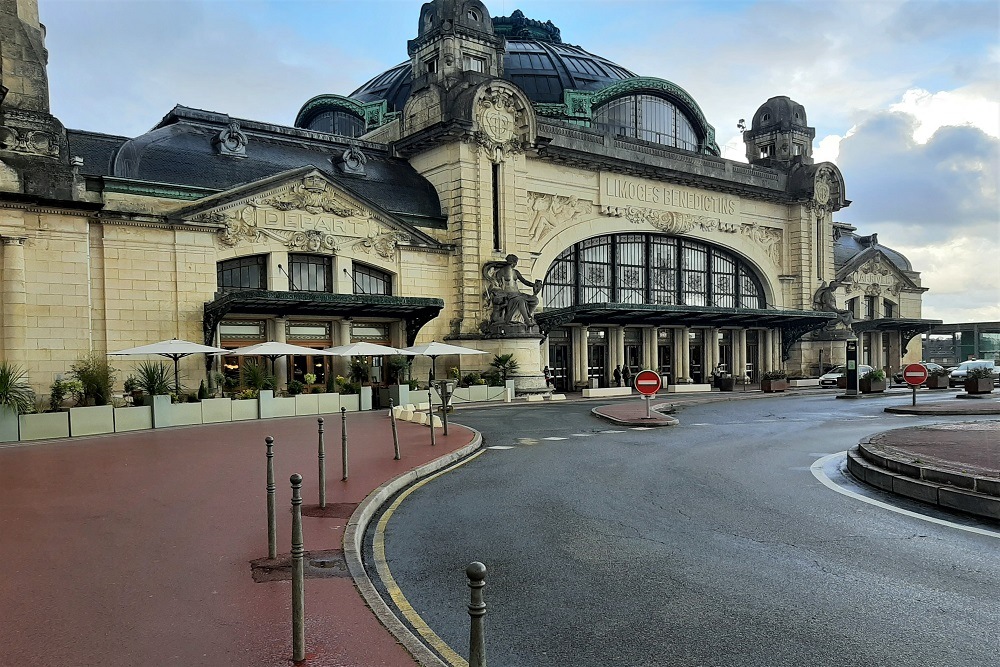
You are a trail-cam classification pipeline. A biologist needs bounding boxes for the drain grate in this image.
[250,549,349,583]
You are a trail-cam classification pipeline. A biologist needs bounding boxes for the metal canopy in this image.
[535,303,837,331]
[203,289,444,347]
[852,317,944,355]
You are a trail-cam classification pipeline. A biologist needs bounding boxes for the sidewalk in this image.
[0,411,478,667]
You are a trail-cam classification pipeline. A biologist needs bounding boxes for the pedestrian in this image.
[622,365,632,388]
[543,365,552,387]
[613,364,622,387]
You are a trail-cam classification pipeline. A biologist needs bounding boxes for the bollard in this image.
[290,473,305,663]
[265,436,276,560]
[467,562,487,667]
[428,388,436,446]
[440,380,449,436]
[341,407,349,481]
[317,417,326,509]
[389,399,400,460]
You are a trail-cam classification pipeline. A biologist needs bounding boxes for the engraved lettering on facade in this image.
[603,176,737,216]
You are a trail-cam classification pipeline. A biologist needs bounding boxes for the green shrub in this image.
[287,380,304,396]
[0,362,36,415]
[862,368,886,381]
[348,358,369,384]
[70,353,117,406]
[483,369,502,386]
[761,370,787,381]
[241,361,276,392]
[489,354,519,382]
[335,375,360,395]
[966,367,994,380]
[928,367,950,378]
[48,378,74,411]
[135,360,173,396]
[197,380,209,400]
[385,355,410,385]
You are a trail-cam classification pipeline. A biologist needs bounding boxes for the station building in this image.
[0,0,939,395]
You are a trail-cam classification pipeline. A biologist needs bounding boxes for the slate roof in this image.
[86,106,445,227]
[834,228,913,272]
[66,129,129,176]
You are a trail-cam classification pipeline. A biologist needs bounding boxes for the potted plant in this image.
[964,367,995,395]
[286,379,304,396]
[489,354,519,383]
[860,368,886,393]
[926,366,950,389]
[124,375,145,404]
[303,372,317,387]
[760,370,789,393]
[717,373,736,391]
[0,362,36,415]
[135,360,174,399]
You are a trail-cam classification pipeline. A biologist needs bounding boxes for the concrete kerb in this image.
[343,428,484,667]
[590,405,679,427]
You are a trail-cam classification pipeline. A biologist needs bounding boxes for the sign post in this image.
[634,369,662,419]
[844,338,859,397]
[902,363,928,407]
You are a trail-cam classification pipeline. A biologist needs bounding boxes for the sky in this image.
[39,0,1000,324]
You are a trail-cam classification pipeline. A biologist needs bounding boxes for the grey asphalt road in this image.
[368,393,1000,667]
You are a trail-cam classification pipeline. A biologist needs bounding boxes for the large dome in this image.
[349,12,636,112]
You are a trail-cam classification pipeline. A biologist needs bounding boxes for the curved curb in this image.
[343,428,484,667]
[884,404,1000,416]
[590,405,679,427]
[846,437,1000,522]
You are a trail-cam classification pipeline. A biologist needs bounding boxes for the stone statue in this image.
[481,254,542,335]
[813,280,855,330]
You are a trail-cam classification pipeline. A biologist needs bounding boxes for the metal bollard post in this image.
[428,388,436,446]
[290,473,305,663]
[440,380,449,436]
[389,399,400,460]
[317,417,326,509]
[341,407,349,481]
[467,562,487,667]
[265,436,276,560]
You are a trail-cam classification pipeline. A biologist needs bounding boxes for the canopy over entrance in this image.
[203,289,444,347]
[852,317,943,354]
[536,303,838,359]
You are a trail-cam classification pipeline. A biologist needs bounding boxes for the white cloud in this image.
[889,88,1000,143]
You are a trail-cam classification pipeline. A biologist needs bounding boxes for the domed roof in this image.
[834,229,913,272]
[349,13,636,111]
[751,95,809,132]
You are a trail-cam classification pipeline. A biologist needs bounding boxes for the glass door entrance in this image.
[549,343,571,392]
[689,329,704,383]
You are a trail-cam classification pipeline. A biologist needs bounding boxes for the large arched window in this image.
[543,234,764,309]
[304,110,365,137]
[593,94,699,151]
[352,263,392,295]
[217,255,266,292]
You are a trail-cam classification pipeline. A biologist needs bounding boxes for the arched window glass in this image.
[542,234,765,309]
[217,255,266,292]
[290,254,332,292]
[593,94,699,151]
[305,110,365,137]
[353,263,392,296]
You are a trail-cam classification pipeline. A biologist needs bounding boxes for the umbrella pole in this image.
[173,356,180,395]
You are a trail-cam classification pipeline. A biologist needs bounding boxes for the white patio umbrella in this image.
[400,341,487,381]
[110,338,229,392]
[219,341,337,376]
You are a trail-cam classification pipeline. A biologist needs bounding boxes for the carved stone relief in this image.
[470,86,526,160]
[213,121,248,157]
[0,125,59,156]
[354,231,410,259]
[603,205,735,235]
[261,175,357,216]
[528,193,593,243]
[740,221,783,268]
[843,256,905,297]
[336,145,367,176]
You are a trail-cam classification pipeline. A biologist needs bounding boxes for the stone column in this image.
[642,327,656,371]
[680,327,691,381]
[273,317,288,390]
[706,328,719,375]
[609,326,624,374]
[763,329,774,374]
[574,326,589,389]
[1,237,28,365]
[734,329,747,380]
[773,329,783,369]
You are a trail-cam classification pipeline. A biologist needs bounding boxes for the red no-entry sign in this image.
[902,363,928,386]
[634,369,662,396]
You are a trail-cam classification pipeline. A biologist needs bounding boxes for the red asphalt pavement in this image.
[0,411,475,667]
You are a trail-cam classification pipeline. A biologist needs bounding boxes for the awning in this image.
[535,303,838,360]
[851,317,943,353]
[203,289,444,347]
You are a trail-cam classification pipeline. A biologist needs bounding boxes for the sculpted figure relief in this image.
[813,280,855,330]
[481,254,543,336]
[528,193,590,243]
[215,120,248,156]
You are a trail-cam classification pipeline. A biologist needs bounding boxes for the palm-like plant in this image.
[489,353,519,383]
[241,360,275,391]
[0,362,36,415]
[135,360,174,396]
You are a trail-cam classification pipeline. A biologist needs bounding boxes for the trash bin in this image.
[589,377,599,389]
[661,374,670,388]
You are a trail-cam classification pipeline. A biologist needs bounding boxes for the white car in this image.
[819,364,874,387]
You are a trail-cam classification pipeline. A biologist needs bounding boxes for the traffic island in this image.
[591,402,679,427]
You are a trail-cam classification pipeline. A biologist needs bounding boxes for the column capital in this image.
[1,236,27,246]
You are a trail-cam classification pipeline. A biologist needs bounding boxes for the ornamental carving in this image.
[843,257,906,296]
[336,145,367,176]
[740,222,783,267]
[604,205,731,235]
[213,121,248,157]
[471,85,527,160]
[481,254,542,337]
[528,193,592,243]
[261,175,357,216]
[0,126,59,156]
[353,231,409,259]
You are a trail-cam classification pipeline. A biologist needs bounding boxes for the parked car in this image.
[949,359,999,387]
[819,364,874,387]
[892,361,945,385]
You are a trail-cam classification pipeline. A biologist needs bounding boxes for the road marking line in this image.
[630,426,654,430]
[600,429,625,434]
[571,433,594,437]
[374,450,487,667]
[542,436,568,441]
[810,453,1000,539]
[487,446,514,450]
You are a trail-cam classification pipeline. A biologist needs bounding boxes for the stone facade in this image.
[0,0,937,399]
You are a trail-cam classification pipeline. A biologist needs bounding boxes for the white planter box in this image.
[114,406,153,432]
[665,384,712,393]
[469,384,489,402]
[151,394,174,428]
[317,393,341,414]
[232,399,259,421]
[360,386,373,411]
[69,405,115,437]
[789,379,820,387]
[259,390,296,419]
[19,412,69,441]
[201,398,233,424]
[486,386,506,401]
[451,387,473,403]
[582,387,632,398]
[0,405,19,442]
[294,394,319,416]
[170,403,203,427]
[340,394,360,412]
